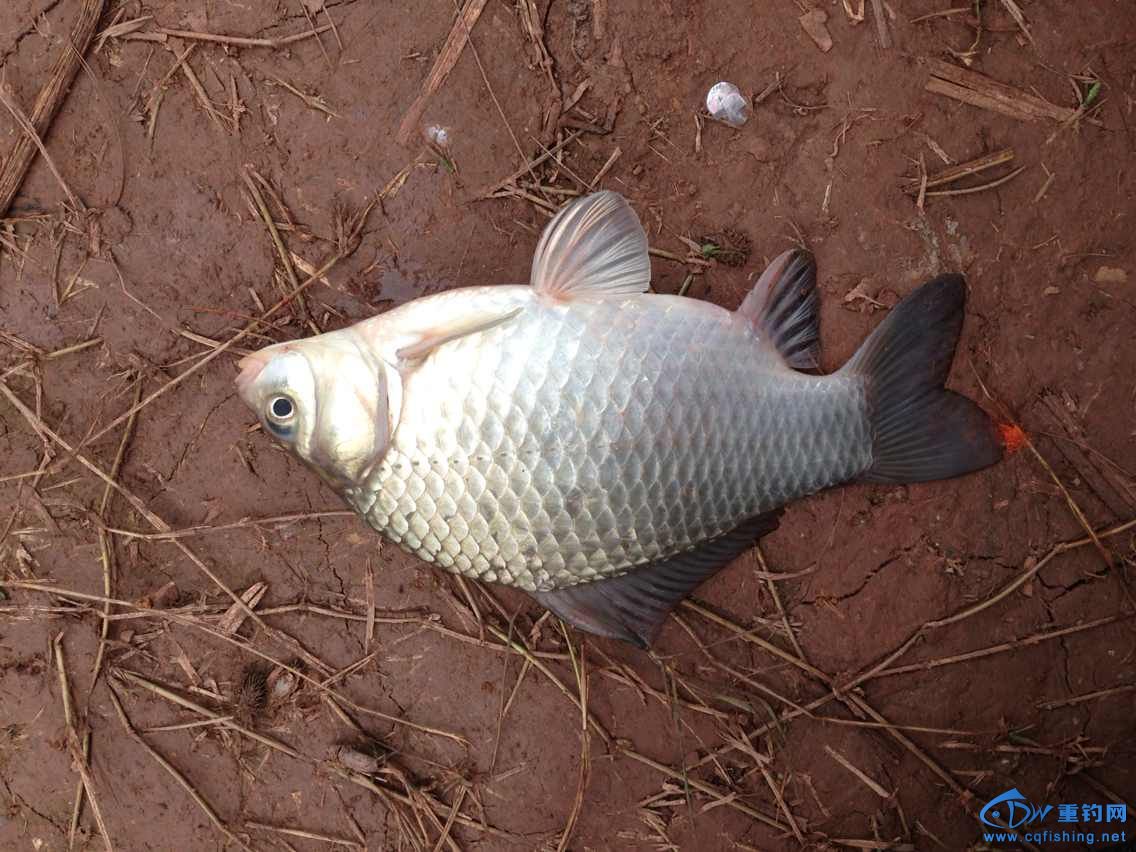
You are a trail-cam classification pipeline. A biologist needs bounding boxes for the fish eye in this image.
[267,395,296,423]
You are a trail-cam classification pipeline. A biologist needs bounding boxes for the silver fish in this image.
[236,192,1002,646]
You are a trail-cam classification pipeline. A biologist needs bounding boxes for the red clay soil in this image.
[2,2,1134,850]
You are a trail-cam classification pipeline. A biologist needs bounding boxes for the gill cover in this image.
[236,329,392,489]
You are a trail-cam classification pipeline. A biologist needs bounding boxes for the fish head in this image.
[235,328,394,488]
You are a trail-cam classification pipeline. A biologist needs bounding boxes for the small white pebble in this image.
[706,82,751,128]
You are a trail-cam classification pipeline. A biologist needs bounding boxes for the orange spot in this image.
[998,422,1029,454]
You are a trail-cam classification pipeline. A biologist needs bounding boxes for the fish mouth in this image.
[234,351,271,402]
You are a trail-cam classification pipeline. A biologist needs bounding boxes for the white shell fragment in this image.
[424,124,451,149]
[705,81,751,128]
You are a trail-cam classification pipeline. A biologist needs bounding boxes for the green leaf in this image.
[1083,80,1101,108]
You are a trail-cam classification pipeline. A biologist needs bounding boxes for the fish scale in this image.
[348,294,873,592]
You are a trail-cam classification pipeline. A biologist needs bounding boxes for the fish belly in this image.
[351,294,872,591]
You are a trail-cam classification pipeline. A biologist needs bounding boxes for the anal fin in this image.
[532,511,781,648]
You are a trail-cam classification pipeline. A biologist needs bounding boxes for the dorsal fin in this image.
[532,510,781,647]
[530,191,651,300]
[738,249,820,370]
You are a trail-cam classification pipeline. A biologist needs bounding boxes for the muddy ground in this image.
[1,1,1134,850]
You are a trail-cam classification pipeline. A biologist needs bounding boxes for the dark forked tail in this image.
[839,274,1002,484]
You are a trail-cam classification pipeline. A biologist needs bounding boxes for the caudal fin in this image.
[840,274,1002,484]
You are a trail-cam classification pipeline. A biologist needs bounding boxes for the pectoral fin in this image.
[532,511,781,647]
[394,307,522,364]
[530,191,651,300]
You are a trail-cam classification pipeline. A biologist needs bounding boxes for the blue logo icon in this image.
[980,788,1054,829]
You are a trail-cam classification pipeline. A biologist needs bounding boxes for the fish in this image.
[235,191,1003,647]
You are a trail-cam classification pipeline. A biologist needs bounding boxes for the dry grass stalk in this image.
[106,509,355,540]
[364,561,376,650]
[924,165,1026,197]
[246,821,362,848]
[89,377,143,690]
[0,86,85,213]
[165,44,229,134]
[619,746,787,831]
[870,0,892,48]
[486,623,611,744]
[116,668,303,759]
[429,786,466,852]
[397,0,490,145]
[824,745,891,798]
[1038,683,1136,711]
[66,196,374,454]
[123,24,335,48]
[589,146,622,189]
[555,629,590,852]
[759,765,805,844]
[924,58,1077,122]
[476,129,585,197]
[902,147,1014,192]
[926,516,1135,628]
[329,763,518,843]
[9,580,470,745]
[217,582,269,634]
[1024,439,1115,568]
[872,613,1132,679]
[106,687,252,851]
[0,0,105,218]
[0,379,331,674]
[999,0,1034,43]
[54,634,114,851]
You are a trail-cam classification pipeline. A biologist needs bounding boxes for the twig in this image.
[589,146,622,189]
[902,147,1014,191]
[0,0,105,218]
[910,7,969,24]
[396,0,490,146]
[924,58,1078,123]
[923,165,1026,197]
